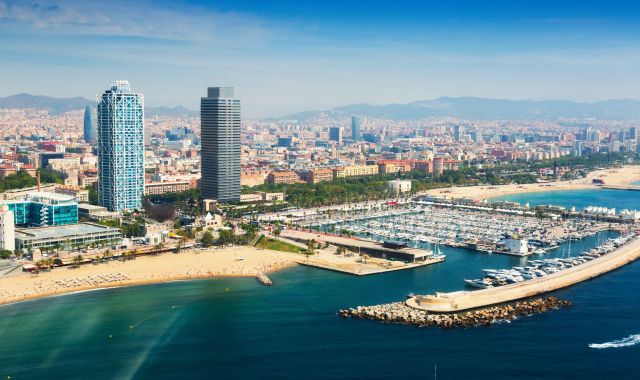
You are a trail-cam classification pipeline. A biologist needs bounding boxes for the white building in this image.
[0,205,16,251]
[505,238,528,256]
[387,180,412,194]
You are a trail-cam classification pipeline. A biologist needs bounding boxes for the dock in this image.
[407,235,640,313]
[602,185,640,192]
[277,230,445,275]
[280,229,438,263]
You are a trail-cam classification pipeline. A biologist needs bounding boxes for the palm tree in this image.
[73,254,83,267]
[306,239,316,255]
[176,237,186,253]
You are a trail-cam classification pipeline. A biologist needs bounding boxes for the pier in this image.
[602,185,640,192]
[407,234,640,313]
[277,230,445,275]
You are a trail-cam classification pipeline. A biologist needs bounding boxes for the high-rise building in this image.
[83,105,97,145]
[97,80,144,212]
[329,127,343,143]
[0,205,15,251]
[200,87,241,203]
[629,127,638,141]
[453,125,463,142]
[351,116,361,141]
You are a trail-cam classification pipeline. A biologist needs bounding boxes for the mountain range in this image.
[3,94,640,120]
[280,97,640,121]
[0,93,197,117]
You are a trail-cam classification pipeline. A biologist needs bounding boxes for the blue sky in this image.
[1,0,640,117]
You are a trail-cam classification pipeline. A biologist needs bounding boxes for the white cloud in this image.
[0,0,273,44]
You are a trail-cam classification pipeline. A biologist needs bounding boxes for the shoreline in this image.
[423,165,640,201]
[0,247,299,307]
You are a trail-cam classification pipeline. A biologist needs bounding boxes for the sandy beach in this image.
[424,165,640,200]
[0,246,300,306]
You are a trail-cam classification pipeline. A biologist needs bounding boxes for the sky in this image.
[1,0,640,118]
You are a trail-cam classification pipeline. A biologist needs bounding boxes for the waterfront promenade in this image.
[407,234,640,312]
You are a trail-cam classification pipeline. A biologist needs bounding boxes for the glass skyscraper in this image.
[97,81,144,212]
[200,87,241,203]
[83,105,97,145]
[351,116,361,141]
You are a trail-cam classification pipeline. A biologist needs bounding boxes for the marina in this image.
[294,199,612,256]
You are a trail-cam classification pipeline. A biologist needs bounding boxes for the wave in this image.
[589,334,640,349]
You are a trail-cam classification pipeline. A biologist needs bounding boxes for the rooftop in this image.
[15,223,121,240]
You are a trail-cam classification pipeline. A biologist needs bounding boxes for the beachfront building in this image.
[14,223,122,252]
[0,205,15,251]
[97,80,145,212]
[0,192,78,227]
[200,87,241,203]
[387,180,412,194]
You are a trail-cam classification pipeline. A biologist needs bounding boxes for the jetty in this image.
[256,271,272,286]
[602,185,640,192]
[407,234,640,313]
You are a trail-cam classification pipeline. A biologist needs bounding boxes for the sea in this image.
[1,189,639,379]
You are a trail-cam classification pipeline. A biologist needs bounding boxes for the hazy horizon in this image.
[2,0,640,117]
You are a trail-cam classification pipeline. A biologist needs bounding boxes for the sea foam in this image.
[589,334,640,349]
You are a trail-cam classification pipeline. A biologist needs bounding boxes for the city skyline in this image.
[2,0,640,117]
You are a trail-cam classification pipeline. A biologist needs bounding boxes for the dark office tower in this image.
[83,105,97,144]
[329,126,343,143]
[453,125,462,141]
[629,127,638,141]
[351,116,361,141]
[200,87,241,203]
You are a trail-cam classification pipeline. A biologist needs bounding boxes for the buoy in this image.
[109,334,112,339]
[130,325,133,329]
[226,288,229,292]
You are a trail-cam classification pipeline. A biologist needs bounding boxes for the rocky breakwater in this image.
[339,297,571,328]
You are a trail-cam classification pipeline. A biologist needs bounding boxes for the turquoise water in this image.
[1,189,639,379]
[492,188,640,211]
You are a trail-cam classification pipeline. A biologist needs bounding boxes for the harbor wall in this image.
[408,235,640,313]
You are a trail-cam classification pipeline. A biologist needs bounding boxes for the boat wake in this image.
[589,334,640,349]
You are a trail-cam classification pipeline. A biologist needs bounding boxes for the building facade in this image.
[0,205,15,251]
[200,87,241,203]
[0,192,78,227]
[83,105,97,145]
[329,127,343,143]
[333,164,379,179]
[97,81,145,212]
[351,116,361,141]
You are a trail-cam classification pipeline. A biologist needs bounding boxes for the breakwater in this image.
[256,271,272,286]
[409,234,640,312]
[339,297,571,328]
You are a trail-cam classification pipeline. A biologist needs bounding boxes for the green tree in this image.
[306,239,316,255]
[217,229,235,246]
[200,231,215,247]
